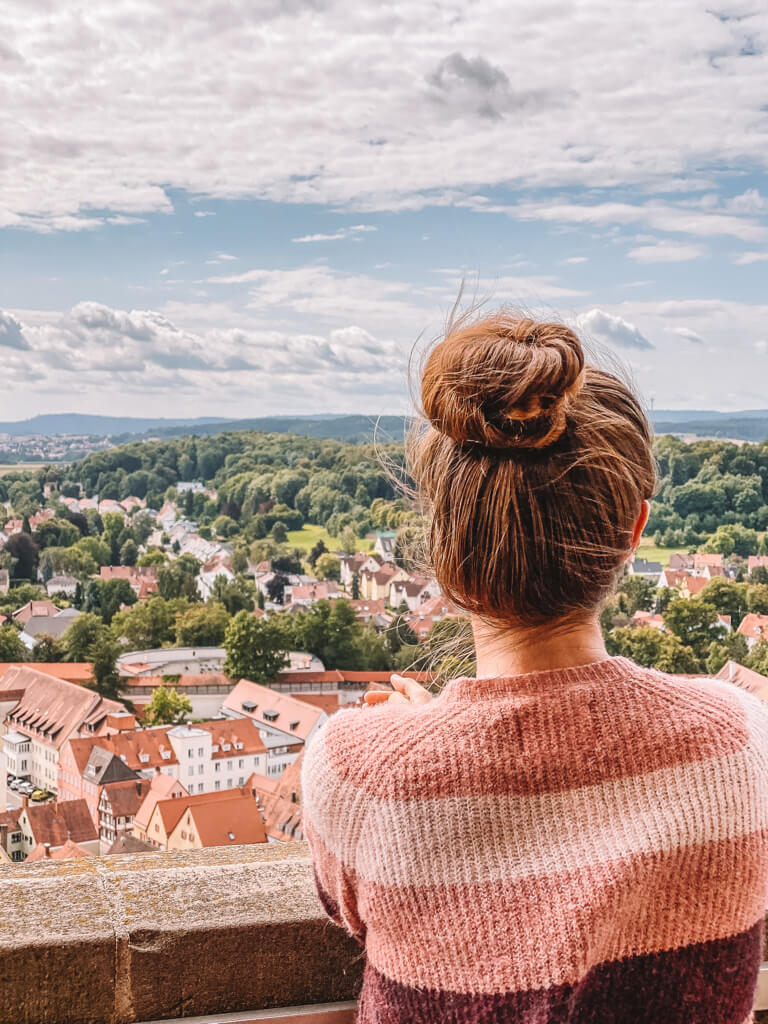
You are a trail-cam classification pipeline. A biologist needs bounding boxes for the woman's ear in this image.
[630,499,650,552]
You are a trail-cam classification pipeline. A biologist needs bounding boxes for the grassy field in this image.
[636,539,677,567]
[0,463,41,477]
[285,524,374,554]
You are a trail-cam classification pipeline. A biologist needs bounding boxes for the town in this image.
[1,429,767,868]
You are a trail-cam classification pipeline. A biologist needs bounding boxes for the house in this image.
[657,568,690,590]
[405,594,463,641]
[131,772,188,845]
[156,502,177,531]
[748,556,768,577]
[0,568,9,596]
[344,599,392,629]
[0,665,125,793]
[631,610,666,631]
[680,576,709,599]
[3,519,23,536]
[693,553,724,573]
[140,787,266,851]
[0,662,93,686]
[12,600,60,625]
[29,509,55,531]
[389,577,438,612]
[714,661,768,704]
[45,575,79,598]
[669,553,695,571]
[0,809,26,862]
[26,838,94,862]
[627,558,663,583]
[339,552,369,588]
[284,581,341,606]
[373,531,397,560]
[97,778,152,853]
[360,563,409,602]
[271,669,432,705]
[59,716,268,824]
[19,606,81,649]
[196,554,235,601]
[99,565,159,598]
[257,749,305,843]
[16,798,99,860]
[736,613,768,650]
[221,680,327,777]
[166,791,267,851]
[106,834,155,855]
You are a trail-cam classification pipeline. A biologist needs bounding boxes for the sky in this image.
[1,0,767,421]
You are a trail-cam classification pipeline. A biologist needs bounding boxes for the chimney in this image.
[136,780,143,795]
[0,823,7,852]
[22,796,29,809]
[43,843,51,858]
[729,661,735,680]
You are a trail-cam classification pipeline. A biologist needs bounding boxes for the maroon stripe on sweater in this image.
[355,918,764,1024]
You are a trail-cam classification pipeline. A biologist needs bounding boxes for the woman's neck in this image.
[471,614,608,678]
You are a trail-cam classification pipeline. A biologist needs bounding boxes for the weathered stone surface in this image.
[0,842,364,1024]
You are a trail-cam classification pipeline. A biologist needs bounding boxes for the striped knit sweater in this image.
[300,656,768,1023]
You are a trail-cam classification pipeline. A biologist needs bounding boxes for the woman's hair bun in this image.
[421,314,586,452]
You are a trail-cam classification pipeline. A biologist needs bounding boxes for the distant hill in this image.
[117,414,410,444]
[653,418,768,443]
[0,414,231,436]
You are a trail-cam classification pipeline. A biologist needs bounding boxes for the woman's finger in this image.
[363,690,392,705]
[387,691,410,706]
[390,674,433,704]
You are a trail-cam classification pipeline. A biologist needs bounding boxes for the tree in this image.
[31,634,67,662]
[158,555,201,601]
[0,625,27,662]
[210,574,256,615]
[662,598,725,660]
[91,633,121,698]
[271,521,288,544]
[351,571,361,600]
[4,532,39,582]
[223,611,289,683]
[111,597,176,649]
[308,539,327,568]
[745,641,768,677]
[175,603,231,647]
[705,632,749,674]
[698,579,748,628]
[615,574,655,617]
[63,613,106,662]
[84,578,137,625]
[138,548,167,567]
[315,553,341,581]
[746,584,768,615]
[266,572,288,604]
[143,686,193,726]
[606,626,700,674]
[338,526,357,556]
[751,565,768,585]
[120,538,138,566]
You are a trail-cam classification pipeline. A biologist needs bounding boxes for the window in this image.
[238,776,244,786]
[227,779,233,788]
[154,824,159,832]
[188,749,193,758]
[214,780,221,790]
[197,747,204,757]
[181,830,187,840]
[238,759,244,769]
[227,760,232,770]
[214,762,220,772]
[197,764,203,774]
[188,766,194,777]
[197,783,204,793]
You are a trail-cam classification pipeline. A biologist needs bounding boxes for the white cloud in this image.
[291,224,377,243]
[577,308,654,350]
[562,256,588,264]
[0,311,30,350]
[2,2,768,227]
[627,241,705,263]
[665,326,704,343]
[756,340,768,355]
[734,251,768,265]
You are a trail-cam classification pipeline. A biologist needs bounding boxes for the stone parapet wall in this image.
[0,842,363,1024]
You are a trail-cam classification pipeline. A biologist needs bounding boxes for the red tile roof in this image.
[715,660,768,698]
[100,778,152,819]
[223,679,326,741]
[0,666,123,750]
[26,838,94,861]
[737,613,768,641]
[181,795,267,847]
[0,662,93,684]
[22,799,98,847]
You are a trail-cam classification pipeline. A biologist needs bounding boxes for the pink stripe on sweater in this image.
[322,671,750,801]
[308,819,768,992]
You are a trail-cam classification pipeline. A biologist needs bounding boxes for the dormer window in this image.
[161,751,171,760]
[222,743,230,751]
[139,753,149,764]
[242,701,257,712]
[211,744,219,753]
[234,742,243,750]
[263,710,278,723]
[289,720,299,731]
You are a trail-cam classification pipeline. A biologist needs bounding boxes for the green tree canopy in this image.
[175,603,231,647]
[0,625,27,662]
[223,610,289,683]
[143,685,193,726]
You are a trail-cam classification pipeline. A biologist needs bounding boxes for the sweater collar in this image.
[440,656,638,702]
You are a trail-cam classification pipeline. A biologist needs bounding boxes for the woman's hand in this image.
[363,674,433,708]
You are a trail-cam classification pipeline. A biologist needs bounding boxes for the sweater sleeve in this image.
[301,714,367,948]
